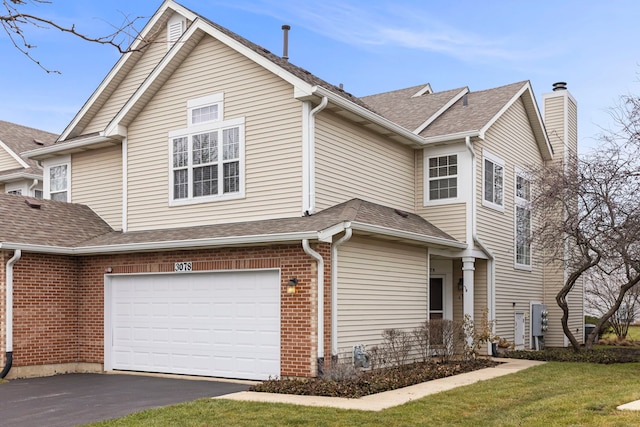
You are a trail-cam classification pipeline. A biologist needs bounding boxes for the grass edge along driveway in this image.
[88,362,640,427]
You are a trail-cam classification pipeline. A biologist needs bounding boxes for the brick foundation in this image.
[1,243,332,378]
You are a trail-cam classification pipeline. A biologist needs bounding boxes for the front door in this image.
[429,277,444,320]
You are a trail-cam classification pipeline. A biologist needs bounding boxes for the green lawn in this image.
[602,325,640,341]
[88,362,640,427]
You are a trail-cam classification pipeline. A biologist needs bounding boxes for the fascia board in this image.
[105,24,206,136]
[0,172,42,182]
[0,140,29,169]
[22,134,115,160]
[107,17,318,135]
[58,1,198,142]
[311,86,426,147]
[420,130,480,145]
[0,231,325,255]
[350,221,467,249]
[478,82,553,160]
[413,87,469,135]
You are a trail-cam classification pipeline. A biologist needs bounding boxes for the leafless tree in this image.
[532,94,640,351]
[1,0,149,73]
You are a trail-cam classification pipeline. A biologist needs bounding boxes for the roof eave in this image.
[22,134,120,161]
[479,81,553,160]
[58,1,199,142]
[0,230,333,255]
[310,86,426,147]
[420,130,481,145]
[350,221,466,249]
[0,171,42,183]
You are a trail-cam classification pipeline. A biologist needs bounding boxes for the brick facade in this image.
[2,243,332,378]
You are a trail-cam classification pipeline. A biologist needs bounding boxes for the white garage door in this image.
[105,270,280,380]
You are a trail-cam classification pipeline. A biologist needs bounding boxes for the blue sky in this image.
[1,0,638,153]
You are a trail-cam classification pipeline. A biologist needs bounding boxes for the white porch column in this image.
[462,257,475,322]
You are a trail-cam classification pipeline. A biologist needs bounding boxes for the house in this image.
[0,0,580,380]
[0,121,57,197]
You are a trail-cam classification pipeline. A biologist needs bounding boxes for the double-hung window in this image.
[515,171,532,269]
[428,155,458,200]
[169,93,244,205]
[483,151,504,210]
[43,156,71,202]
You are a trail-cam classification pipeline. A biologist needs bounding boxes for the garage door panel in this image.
[108,270,280,380]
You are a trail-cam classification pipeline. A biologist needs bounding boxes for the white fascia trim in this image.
[0,231,333,255]
[420,130,480,145]
[479,83,530,139]
[311,86,427,147]
[0,140,29,169]
[412,83,433,97]
[413,88,469,135]
[349,221,467,249]
[59,1,198,141]
[21,134,115,160]
[0,172,42,182]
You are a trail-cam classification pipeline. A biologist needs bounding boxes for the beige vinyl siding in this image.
[125,35,303,231]
[475,98,545,349]
[0,149,21,171]
[71,145,122,230]
[315,112,415,212]
[542,93,581,346]
[415,152,467,242]
[82,29,169,135]
[336,236,427,352]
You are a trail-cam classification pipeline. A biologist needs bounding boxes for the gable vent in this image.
[167,13,186,49]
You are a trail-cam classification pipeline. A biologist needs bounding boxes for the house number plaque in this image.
[174,262,193,272]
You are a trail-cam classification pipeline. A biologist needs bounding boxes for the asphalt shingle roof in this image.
[419,81,527,137]
[0,195,458,252]
[361,85,467,132]
[0,121,57,173]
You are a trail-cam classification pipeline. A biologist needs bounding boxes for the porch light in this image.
[457,278,464,292]
[287,278,298,294]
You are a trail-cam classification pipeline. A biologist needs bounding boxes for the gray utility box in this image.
[531,303,549,337]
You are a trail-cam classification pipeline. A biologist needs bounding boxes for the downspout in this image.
[330,225,352,357]
[304,97,328,214]
[465,137,496,355]
[302,239,324,373]
[1,249,21,378]
[28,179,39,196]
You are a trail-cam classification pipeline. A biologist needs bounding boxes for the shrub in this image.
[504,347,640,363]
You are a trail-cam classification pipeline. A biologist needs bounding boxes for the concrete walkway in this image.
[217,358,545,412]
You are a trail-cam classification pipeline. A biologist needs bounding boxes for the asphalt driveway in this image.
[0,373,249,427]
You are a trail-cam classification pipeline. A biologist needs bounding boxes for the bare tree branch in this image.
[0,0,150,73]
[531,94,640,351]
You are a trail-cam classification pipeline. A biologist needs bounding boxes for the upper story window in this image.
[515,170,532,269]
[169,93,244,206]
[428,155,457,200]
[7,189,21,195]
[43,156,71,202]
[482,150,504,211]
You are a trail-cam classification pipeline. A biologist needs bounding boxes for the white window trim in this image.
[425,153,459,205]
[187,93,224,127]
[168,116,245,206]
[514,168,532,270]
[482,149,505,212]
[43,155,71,202]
